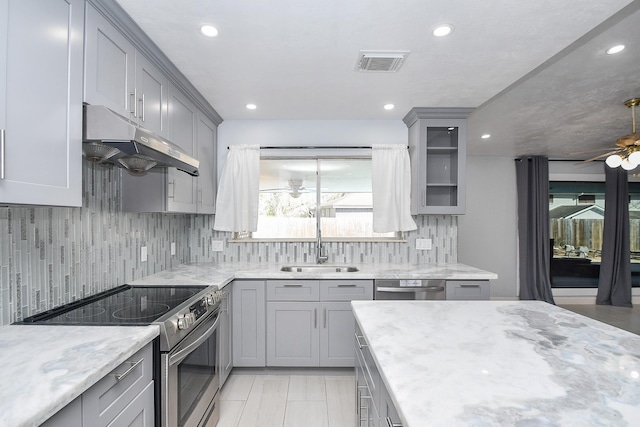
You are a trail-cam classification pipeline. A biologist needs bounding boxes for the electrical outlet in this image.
[171,242,176,256]
[211,240,224,252]
[141,246,148,262]
[416,239,432,250]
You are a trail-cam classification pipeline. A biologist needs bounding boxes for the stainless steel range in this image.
[21,284,223,427]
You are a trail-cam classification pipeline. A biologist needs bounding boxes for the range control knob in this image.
[214,290,224,304]
[176,315,191,330]
[205,294,216,306]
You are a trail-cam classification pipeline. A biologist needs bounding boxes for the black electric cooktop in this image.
[21,285,206,326]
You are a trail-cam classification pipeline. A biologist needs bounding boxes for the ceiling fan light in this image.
[605,154,623,168]
[629,151,640,166]
[621,158,636,170]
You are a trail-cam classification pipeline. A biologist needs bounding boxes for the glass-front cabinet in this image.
[403,108,473,215]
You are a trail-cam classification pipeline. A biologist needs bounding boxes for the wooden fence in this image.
[551,219,640,253]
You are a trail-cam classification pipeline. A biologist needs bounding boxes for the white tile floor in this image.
[218,372,355,427]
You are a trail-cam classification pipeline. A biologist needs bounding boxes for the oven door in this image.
[161,310,220,427]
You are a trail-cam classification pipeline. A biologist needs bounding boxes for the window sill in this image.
[228,237,407,243]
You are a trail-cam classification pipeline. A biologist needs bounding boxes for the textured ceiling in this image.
[115,0,638,159]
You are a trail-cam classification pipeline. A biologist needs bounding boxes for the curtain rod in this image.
[227,145,409,149]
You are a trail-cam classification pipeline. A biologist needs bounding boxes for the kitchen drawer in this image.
[320,280,373,301]
[445,280,490,300]
[82,343,154,427]
[267,280,320,301]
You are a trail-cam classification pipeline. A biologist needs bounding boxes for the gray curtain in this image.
[596,165,632,307]
[515,156,555,303]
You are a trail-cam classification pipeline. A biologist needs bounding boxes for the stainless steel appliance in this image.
[375,279,446,300]
[83,104,200,176]
[21,284,223,427]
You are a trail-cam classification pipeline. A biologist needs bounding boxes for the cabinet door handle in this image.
[323,307,327,328]
[114,358,143,382]
[130,90,137,117]
[314,308,317,329]
[168,179,175,198]
[355,333,367,349]
[0,128,5,180]
[140,93,146,122]
[385,417,403,427]
[198,188,203,204]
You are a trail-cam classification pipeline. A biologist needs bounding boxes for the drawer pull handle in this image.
[283,284,303,287]
[459,284,481,288]
[338,284,357,287]
[386,417,403,427]
[115,358,143,382]
[355,333,367,349]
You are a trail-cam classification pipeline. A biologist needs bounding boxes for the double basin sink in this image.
[280,265,359,273]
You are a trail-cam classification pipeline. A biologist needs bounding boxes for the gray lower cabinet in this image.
[379,384,402,427]
[267,301,320,366]
[42,342,154,427]
[232,280,266,367]
[320,301,358,366]
[219,286,233,387]
[355,324,402,427]
[445,280,490,300]
[0,0,83,207]
[355,324,380,427]
[266,280,373,367]
[42,397,82,427]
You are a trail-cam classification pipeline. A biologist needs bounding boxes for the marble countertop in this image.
[0,324,158,427]
[352,301,640,426]
[4,261,495,427]
[129,261,498,288]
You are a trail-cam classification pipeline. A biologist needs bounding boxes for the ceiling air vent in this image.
[356,50,410,72]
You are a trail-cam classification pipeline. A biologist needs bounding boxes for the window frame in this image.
[231,154,406,243]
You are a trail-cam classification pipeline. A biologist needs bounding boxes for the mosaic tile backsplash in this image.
[190,215,457,266]
[0,161,457,326]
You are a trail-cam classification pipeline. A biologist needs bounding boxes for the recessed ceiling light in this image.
[606,44,625,55]
[432,24,454,37]
[200,25,219,38]
[246,103,257,110]
[481,134,491,139]
[383,104,395,110]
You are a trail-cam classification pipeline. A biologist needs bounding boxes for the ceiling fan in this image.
[597,98,640,170]
[260,178,314,198]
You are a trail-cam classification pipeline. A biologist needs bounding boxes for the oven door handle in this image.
[168,312,220,367]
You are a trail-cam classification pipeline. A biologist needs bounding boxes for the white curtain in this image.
[371,144,417,233]
[214,145,260,232]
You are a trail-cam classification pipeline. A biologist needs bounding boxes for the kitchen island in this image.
[352,300,640,426]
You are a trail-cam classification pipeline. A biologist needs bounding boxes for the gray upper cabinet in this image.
[403,108,473,215]
[135,54,168,137]
[84,3,168,138]
[166,84,197,211]
[0,0,83,207]
[196,112,217,214]
[121,83,217,213]
[84,3,135,120]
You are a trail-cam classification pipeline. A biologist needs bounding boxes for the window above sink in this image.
[232,157,403,242]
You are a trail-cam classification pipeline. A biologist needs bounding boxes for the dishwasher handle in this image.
[376,286,444,293]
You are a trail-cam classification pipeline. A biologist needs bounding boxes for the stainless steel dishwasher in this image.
[375,279,446,300]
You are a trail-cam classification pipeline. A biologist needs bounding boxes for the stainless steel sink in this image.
[280,265,359,273]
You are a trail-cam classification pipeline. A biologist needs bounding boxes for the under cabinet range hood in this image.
[82,105,199,176]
